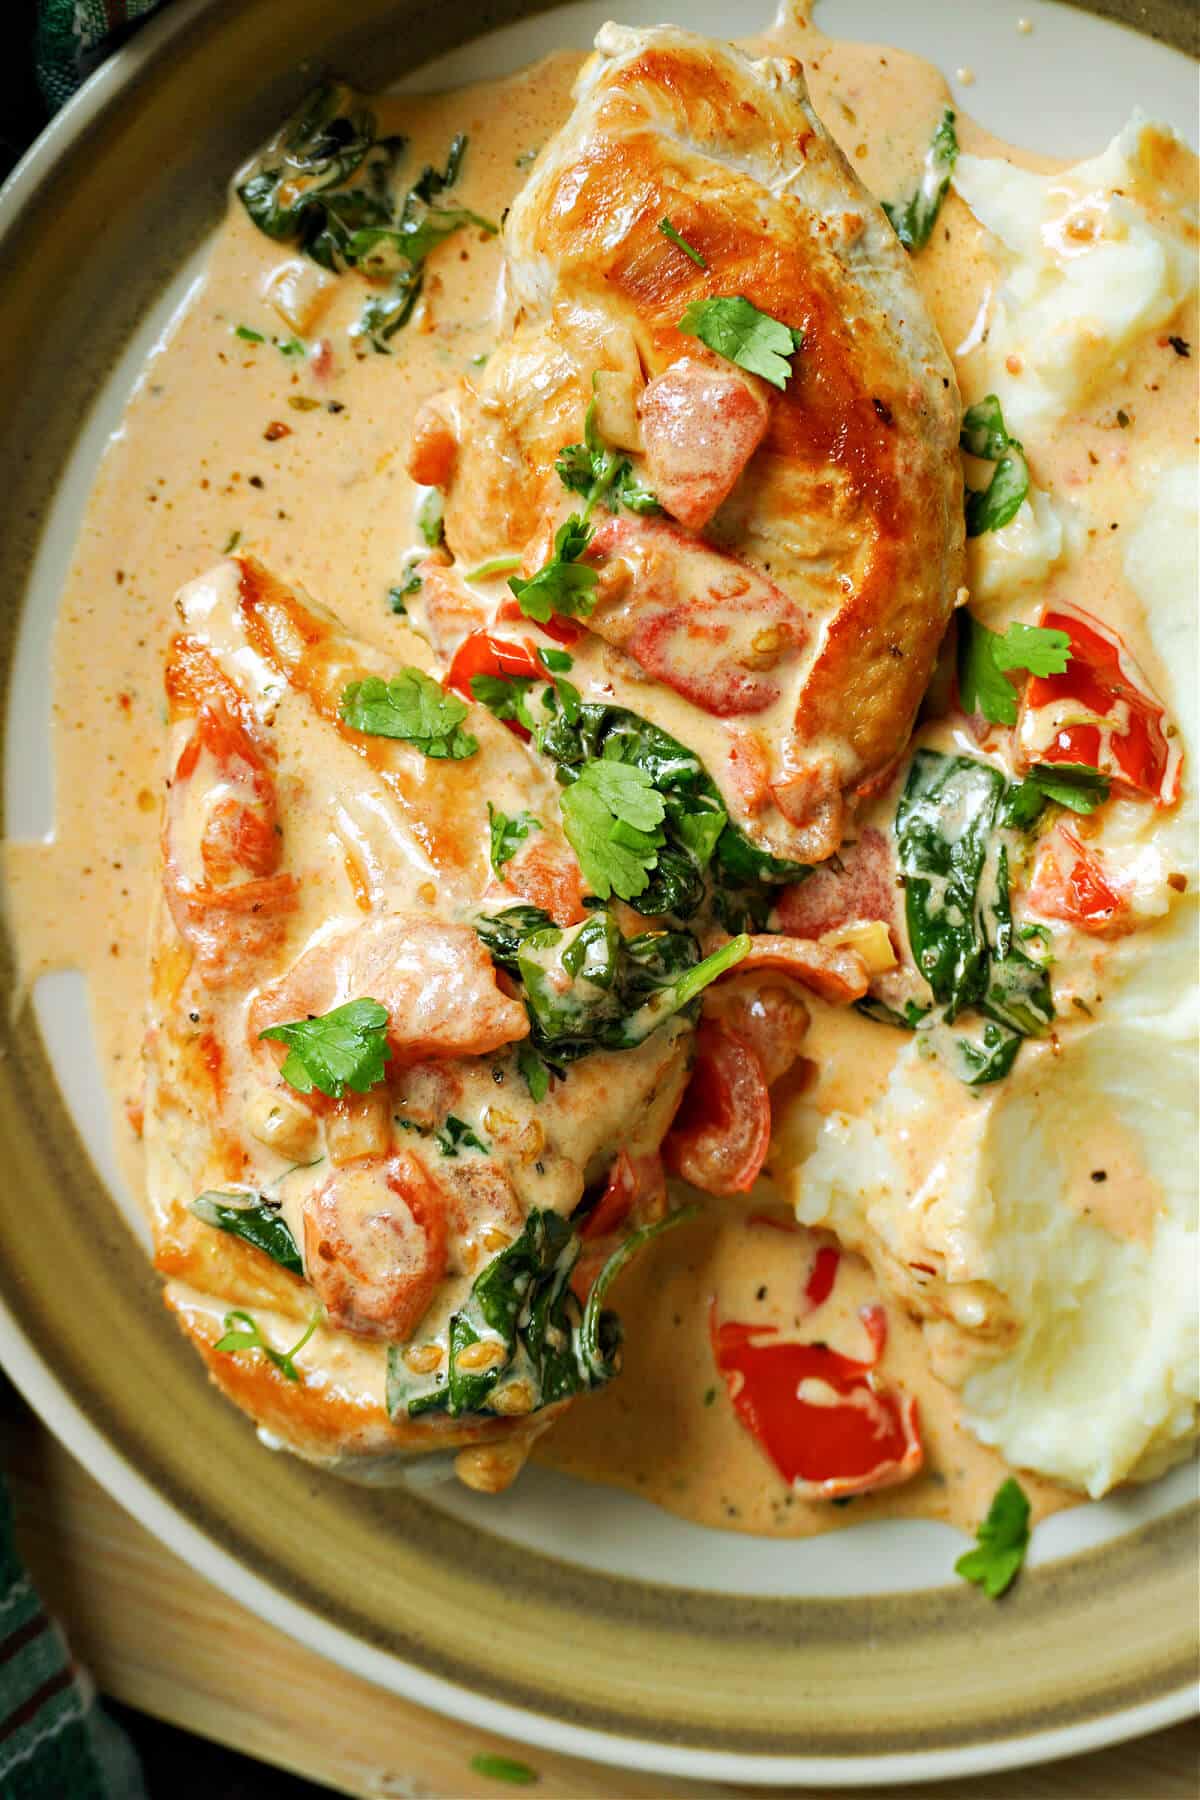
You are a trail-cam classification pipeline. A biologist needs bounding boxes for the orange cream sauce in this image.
[5,6,1195,1537]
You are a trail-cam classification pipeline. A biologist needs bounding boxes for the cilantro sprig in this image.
[961,395,1030,536]
[883,107,958,252]
[658,216,708,268]
[677,295,803,391]
[555,397,659,519]
[957,615,1072,726]
[955,1477,1031,1598]
[1002,761,1110,823]
[214,1308,320,1383]
[559,760,666,902]
[435,1115,489,1157]
[259,997,391,1099]
[507,516,598,624]
[488,803,541,872]
[340,668,478,759]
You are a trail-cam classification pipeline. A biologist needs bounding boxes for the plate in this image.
[0,0,1196,1784]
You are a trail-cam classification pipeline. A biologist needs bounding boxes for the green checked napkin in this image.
[9,6,161,1796]
[35,0,167,111]
[0,1475,145,1798]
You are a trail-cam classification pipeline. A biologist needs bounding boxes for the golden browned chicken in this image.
[409,22,964,864]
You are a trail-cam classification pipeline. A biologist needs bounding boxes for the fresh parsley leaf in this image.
[488,802,540,872]
[677,295,803,391]
[537,647,573,673]
[555,398,659,519]
[559,761,666,901]
[435,1115,489,1157]
[468,1754,538,1787]
[960,395,1030,535]
[191,1193,303,1274]
[413,132,467,202]
[613,463,661,514]
[957,615,1072,726]
[214,1308,320,1383]
[990,621,1073,679]
[1021,762,1110,816]
[470,673,537,733]
[464,554,523,582]
[883,108,958,252]
[517,1041,552,1102]
[259,997,391,1099]
[417,489,444,547]
[346,207,496,273]
[657,217,708,268]
[340,669,478,759]
[554,676,582,725]
[508,515,598,623]
[387,568,422,614]
[955,1477,1031,1598]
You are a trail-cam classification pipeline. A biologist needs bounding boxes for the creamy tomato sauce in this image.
[5,3,1196,1536]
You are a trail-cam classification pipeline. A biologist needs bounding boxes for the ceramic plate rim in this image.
[0,0,1196,1784]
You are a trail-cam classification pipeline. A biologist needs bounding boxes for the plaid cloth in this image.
[0,1475,145,1798]
[35,0,167,110]
[4,7,163,1796]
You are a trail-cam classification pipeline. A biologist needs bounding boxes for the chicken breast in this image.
[409,23,964,863]
[146,555,709,1487]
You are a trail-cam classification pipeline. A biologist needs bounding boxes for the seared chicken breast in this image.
[147,555,835,1486]
[410,23,964,863]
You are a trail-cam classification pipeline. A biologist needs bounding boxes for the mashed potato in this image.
[952,114,1198,446]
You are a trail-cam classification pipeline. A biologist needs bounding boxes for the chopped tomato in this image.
[710,1302,922,1500]
[746,1216,840,1311]
[805,1245,840,1311]
[1019,603,1180,806]
[1026,826,1131,936]
[704,979,810,1084]
[582,1149,666,1240]
[496,595,585,646]
[731,934,870,1005]
[445,629,542,708]
[498,831,586,926]
[303,1151,448,1341]
[638,355,771,531]
[776,828,897,939]
[663,1021,771,1195]
[585,515,806,717]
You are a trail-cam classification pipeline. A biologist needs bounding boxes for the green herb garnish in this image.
[259,997,391,1099]
[957,614,1072,725]
[469,1753,538,1786]
[960,395,1030,536]
[955,1477,1031,1597]
[435,1115,489,1157]
[657,216,708,268]
[883,108,958,251]
[191,1193,303,1274]
[677,295,803,390]
[488,803,541,872]
[507,515,598,624]
[340,668,478,759]
[559,759,666,903]
[214,1309,320,1383]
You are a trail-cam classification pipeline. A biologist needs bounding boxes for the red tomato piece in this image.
[582,1149,667,1241]
[1019,603,1180,806]
[638,354,771,531]
[1026,826,1131,936]
[663,1021,771,1195]
[446,629,542,701]
[496,595,585,646]
[732,934,870,1005]
[710,1305,922,1500]
[805,1245,841,1311]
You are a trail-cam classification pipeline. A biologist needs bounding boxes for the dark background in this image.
[1,6,340,1794]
